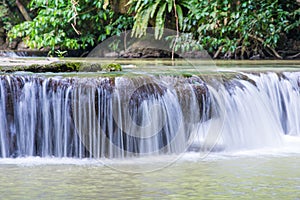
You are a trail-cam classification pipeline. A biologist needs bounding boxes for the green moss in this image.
[101,63,122,72]
[0,62,85,73]
[182,73,193,78]
[65,62,82,71]
[46,62,82,72]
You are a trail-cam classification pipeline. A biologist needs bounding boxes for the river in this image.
[0,153,300,199]
[0,59,300,199]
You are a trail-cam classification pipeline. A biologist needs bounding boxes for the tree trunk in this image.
[15,0,31,21]
[110,0,130,14]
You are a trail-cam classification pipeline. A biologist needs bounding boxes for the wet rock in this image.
[8,39,19,50]
[0,60,122,73]
[128,80,167,110]
[187,141,225,152]
[0,28,5,46]
[236,74,256,86]
[0,62,82,73]
[80,63,102,72]
[104,52,119,57]
[120,48,173,58]
[17,41,29,50]
[180,50,211,59]
[118,36,175,58]
[250,54,261,60]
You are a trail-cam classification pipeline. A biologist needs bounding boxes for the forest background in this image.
[0,0,299,59]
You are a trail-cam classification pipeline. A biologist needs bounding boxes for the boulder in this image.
[17,41,29,50]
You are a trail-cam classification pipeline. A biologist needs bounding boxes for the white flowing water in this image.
[0,72,300,158]
[1,70,300,199]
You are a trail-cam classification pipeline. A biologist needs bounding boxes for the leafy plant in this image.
[166,33,203,53]
[5,0,300,59]
[128,0,299,59]
[184,0,300,58]
[8,0,133,55]
[128,0,188,39]
[54,49,68,58]
[0,4,9,28]
[0,1,23,31]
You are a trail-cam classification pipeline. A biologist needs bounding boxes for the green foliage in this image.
[101,63,122,71]
[167,33,203,53]
[54,49,68,58]
[128,0,188,39]
[184,0,300,57]
[4,0,300,58]
[0,1,22,31]
[8,0,133,54]
[2,62,82,73]
[129,0,299,58]
[0,4,10,29]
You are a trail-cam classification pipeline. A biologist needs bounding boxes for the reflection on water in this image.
[0,154,300,199]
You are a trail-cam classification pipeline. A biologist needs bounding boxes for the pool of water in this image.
[0,153,300,199]
[1,60,300,199]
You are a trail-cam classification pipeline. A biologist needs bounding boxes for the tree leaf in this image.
[176,4,183,28]
[167,0,173,13]
[135,0,142,12]
[150,1,160,18]
[155,2,167,39]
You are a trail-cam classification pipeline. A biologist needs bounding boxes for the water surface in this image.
[1,60,300,199]
[0,154,299,199]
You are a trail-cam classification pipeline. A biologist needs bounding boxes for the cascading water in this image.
[0,74,208,158]
[0,72,300,158]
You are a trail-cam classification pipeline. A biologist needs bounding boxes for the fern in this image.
[155,2,167,39]
[128,0,188,39]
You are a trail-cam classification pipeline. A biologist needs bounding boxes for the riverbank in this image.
[1,57,300,74]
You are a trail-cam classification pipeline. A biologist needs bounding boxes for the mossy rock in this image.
[34,62,82,72]
[101,63,122,72]
[182,73,193,78]
[0,62,83,73]
[40,62,80,72]
[0,62,123,73]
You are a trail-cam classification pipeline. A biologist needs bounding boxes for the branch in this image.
[287,52,300,59]
[16,0,32,21]
[248,34,282,59]
[171,0,179,61]
[213,46,223,59]
[68,0,81,35]
[71,23,81,35]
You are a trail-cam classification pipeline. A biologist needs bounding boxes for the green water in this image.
[0,155,299,199]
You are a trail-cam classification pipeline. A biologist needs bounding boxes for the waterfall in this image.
[0,72,300,158]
